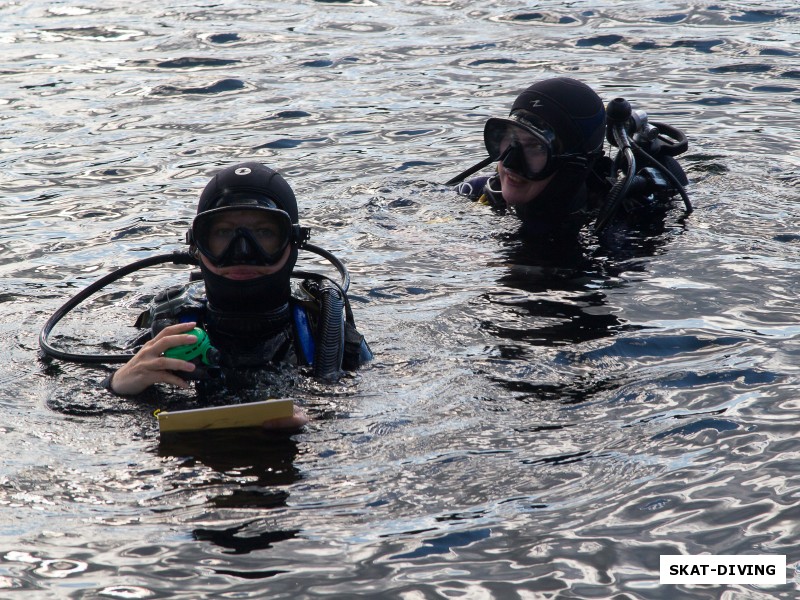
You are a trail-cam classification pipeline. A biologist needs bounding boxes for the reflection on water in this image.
[2,0,800,597]
[189,450,302,559]
[158,429,301,488]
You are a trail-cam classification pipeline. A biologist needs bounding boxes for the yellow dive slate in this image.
[156,399,294,433]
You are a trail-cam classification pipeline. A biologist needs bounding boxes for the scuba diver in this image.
[40,162,372,429]
[447,77,692,241]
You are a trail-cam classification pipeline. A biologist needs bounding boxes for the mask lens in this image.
[484,118,555,180]
[192,206,292,266]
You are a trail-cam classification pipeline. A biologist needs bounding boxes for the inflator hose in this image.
[594,125,637,233]
[313,283,346,380]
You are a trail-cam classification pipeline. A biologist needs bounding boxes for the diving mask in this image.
[189,205,294,267]
[484,113,593,181]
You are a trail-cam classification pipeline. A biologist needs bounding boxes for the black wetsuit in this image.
[456,172,594,241]
[104,280,372,403]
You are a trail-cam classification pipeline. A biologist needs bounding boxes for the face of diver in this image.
[198,209,292,280]
[200,246,291,280]
[497,162,555,206]
[485,119,558,206]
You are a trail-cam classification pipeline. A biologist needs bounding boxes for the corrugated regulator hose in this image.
[313,282,345,380]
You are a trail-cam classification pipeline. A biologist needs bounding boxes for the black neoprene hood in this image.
[508,77,606,155]
[194,162,300,314]
[197,162,299,223]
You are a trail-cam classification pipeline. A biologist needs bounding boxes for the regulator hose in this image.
[39,252,199,364]
[594,124,637,233]
[39,243,353,365]
[302,243,350,293]
[312,282,346,380]
[631,141,693,213]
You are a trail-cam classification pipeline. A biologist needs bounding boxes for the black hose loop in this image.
[40,243,353,366]
[650,122,689,157]
[39,253,198,364]
[303,243,350,293]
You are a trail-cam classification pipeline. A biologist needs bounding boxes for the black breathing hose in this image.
[594,124,637,233]
[302,243,350,293]
[313,283,346,380]
[39,243,352,365]
[39,253,198,364]
[616,126,638,200]
[630,141,693,213]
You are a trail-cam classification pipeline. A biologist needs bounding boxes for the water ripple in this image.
[3,0,800,597]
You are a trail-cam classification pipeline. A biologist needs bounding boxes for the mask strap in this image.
[293,225,311,248]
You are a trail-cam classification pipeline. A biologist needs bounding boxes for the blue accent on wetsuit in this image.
[177,312,202,324]
[293,304,315,365]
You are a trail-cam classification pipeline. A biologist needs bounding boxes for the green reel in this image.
[164,327,221,379]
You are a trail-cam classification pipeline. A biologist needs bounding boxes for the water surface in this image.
[1,1,800,598]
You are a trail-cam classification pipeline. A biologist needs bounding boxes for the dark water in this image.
[2,1,800,597]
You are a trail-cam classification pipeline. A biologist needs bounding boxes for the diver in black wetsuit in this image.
[449,77,692,242]
[102,162,372,427]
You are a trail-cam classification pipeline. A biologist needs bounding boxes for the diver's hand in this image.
[109,322,200,396]
[262,406,309,431]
